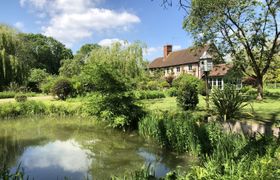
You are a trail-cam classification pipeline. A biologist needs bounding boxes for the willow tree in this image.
[159,0,280,100]
[0,24,25,87]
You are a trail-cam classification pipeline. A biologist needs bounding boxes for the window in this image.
[188,64,192,71]
[213,78,217,86]
[218,78,222,89]
[176,67,180,72]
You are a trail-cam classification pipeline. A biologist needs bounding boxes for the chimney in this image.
[164,45,172,61]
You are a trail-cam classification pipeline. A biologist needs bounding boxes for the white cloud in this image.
[173,45,182,50]
[144,44,182,56]
[144,46,161,56]
[20,0,140,46]
[14,21,24,30]
[98,38,128,47]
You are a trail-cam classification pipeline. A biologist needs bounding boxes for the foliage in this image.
[59,59,83,78]
[112,165,157,180]
[86,92,145,129]
[27,68,49,92]
[0,91,35,99]
[166,87,177,97]
[211,85,248,121]
[40,75,57,94]
[78,42,147,129]
[139,111,206,154]
[0,24,73,90]
[51,78,73,100]
[0,100,83,118]
[183,0,280,100]
[14,94,27,102]
[0,164,25,180]
[20,33,73,74]
[0,24,29,88]
[134,90,166,100]
[174,74,202,110]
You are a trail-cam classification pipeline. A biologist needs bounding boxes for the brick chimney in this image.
[164,45,172,61]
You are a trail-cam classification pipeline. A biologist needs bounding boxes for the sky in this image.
[0,0,193,61]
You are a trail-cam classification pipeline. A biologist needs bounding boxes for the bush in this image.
[166,87,177,97]
[86,92,145,129]
[27,69,50,92]
[0,91,16,99]
[211,85,248,121]
[174,74,201,111]
[146,80,159,90]
[40,76,57,94]
[0,101,82,118]
[14,94,27,102]
[0,91,36,99]
[134,90,166,100]
[52,78,73,100]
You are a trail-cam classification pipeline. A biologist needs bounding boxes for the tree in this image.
[20,33,73,74]
[0,24,29,88]
[27,68,49,92]
[82,42,146,129]
[159,0,280,100]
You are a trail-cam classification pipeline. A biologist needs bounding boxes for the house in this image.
[148,45,233,89]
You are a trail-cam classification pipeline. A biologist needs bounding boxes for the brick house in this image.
[148,45,233,89]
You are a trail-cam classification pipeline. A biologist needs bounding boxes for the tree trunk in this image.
[256,77,264,100]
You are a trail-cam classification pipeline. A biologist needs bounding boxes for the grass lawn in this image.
[142,88,280,123]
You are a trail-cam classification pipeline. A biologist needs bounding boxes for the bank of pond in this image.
[0,103,280,179]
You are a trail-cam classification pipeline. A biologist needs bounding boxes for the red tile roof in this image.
[148,45,210,69]
[209,63,232,77]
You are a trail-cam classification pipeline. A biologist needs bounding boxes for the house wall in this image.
[163,63,201,78]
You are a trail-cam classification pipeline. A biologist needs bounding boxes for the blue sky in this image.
[0,0,193,61]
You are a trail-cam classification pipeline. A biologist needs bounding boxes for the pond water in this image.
[0,117,194,179]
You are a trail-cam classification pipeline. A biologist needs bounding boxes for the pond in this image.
[0,117,194,179]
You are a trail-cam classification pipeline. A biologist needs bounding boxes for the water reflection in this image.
[0,118,192,179]
[20,140,92,172]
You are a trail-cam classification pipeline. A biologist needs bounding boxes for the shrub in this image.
[0,91,16,99]
[0,91,36,99]
[166,87,177,97]
[51,78,73,100]
[14,94,27,102]
[40,76,57,94]
[146,80,159,90]
[86,92,145,129]
[174,74,201,110]
[27,68,49,92]
[134,90,166,100]
[211,85,248,121]
[83,63,145,130]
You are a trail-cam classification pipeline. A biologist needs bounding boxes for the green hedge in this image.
[0,101,83,118]
[0,91,36,99]
[134,90,166,100]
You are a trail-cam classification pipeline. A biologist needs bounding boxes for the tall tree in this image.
[159,0,280,100]
[0,24,28,87]
[21,34,73,74]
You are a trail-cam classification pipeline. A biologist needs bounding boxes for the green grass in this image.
[142,89,280,123]
[141,96,206,112]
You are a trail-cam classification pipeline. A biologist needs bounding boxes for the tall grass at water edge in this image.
[137,111,280,179]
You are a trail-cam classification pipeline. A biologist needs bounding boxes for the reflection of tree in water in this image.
[0,136,47,169]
